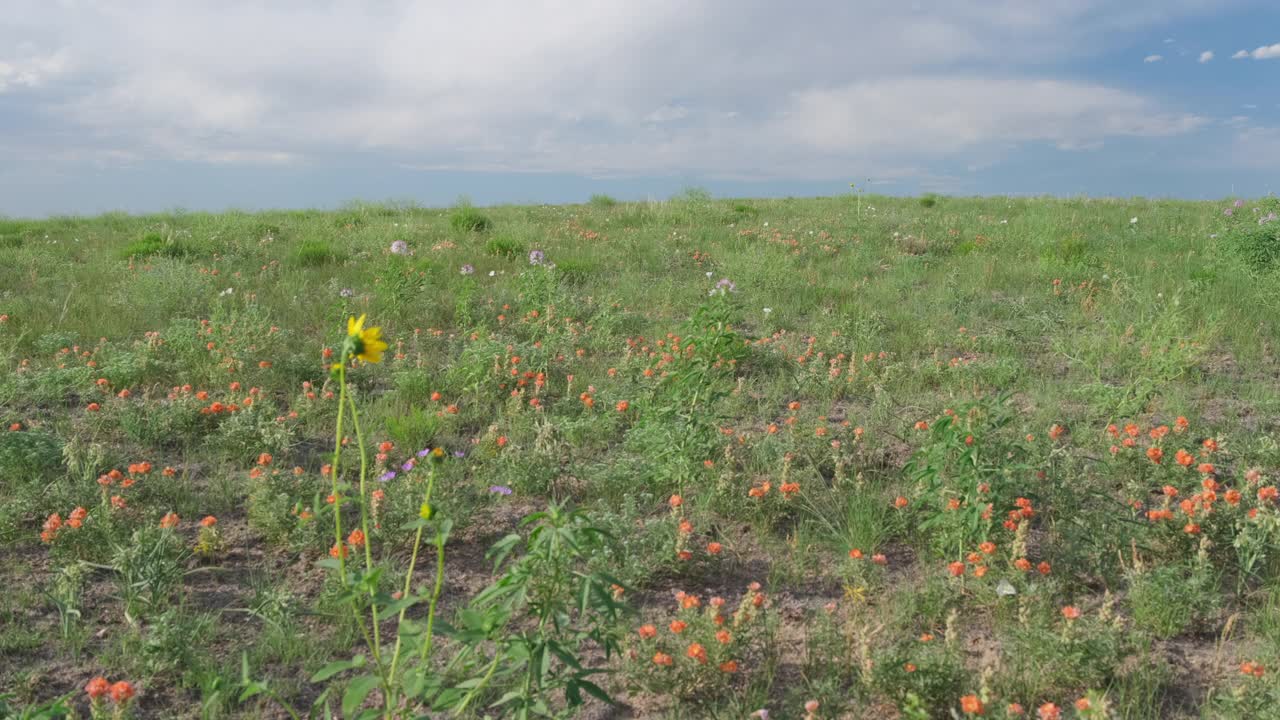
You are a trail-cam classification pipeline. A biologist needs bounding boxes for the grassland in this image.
[1,192,1279,719]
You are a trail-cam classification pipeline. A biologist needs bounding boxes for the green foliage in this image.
[1218,198,1280,272]
[423,504,628,717]
[0,431,64,485]
[108,526,190,621]
[450,205,492,233]
[1126,561,1218,638]
[871,635,965,716]
[904,393,1033,558]
[588,194,618,208]
[485,234,526,259]
[120,231,190,259]
[293,239,345,266]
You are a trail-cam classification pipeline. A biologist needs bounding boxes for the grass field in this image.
[2,192,1279,719]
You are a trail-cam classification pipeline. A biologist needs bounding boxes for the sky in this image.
[1,0,1279,217]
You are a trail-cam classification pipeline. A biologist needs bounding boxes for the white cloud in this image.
[777,77,1205,157]
[0,49,69,91]
[0,0,1237,177]
[644,105,691,124]
[1199,50,1214,62]
[1248,43,1280,59]
[1144,54,1164,63]
[1229,125,1280,167]
[1233,49,1250,58]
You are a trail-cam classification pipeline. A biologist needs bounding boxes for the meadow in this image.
[1,191,1279,719]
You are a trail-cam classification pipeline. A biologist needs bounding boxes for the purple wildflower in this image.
[379,471,397,482]
[461,264,475,275]
[710,277,736,296]
[1234,199,1245,208]
[489,485,513,496]
[1225,208,1234,216]
[390,240,409,255]
[453,450,466,458]
[529,249,545,265]
[401,461,415,472]
[416,448,431,458]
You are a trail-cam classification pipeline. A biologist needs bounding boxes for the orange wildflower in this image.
[85,677,110,700]
[686,642,708,663]
[960,695,985,715]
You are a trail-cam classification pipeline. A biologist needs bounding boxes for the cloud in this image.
[0,49,70,91]
[1248,42,1280,59]
[776,77,1205,157]
[1144,54,1164,63]
[0,0,1238,180]
[1229,125,1280,167]
[1233,49,1250,58]
[1199,50,1214,62]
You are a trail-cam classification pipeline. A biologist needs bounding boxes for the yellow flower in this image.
[346,314,388,364]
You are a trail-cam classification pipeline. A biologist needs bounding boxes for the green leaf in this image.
[489,690,525,708]
[380,594,421,617]
[342,675,381,718]
[575,678,614,705]
[310,654,366,682]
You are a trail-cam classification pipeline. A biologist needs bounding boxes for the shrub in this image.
[485,234,526,259]
[0,430,64,484]
[450,205,492,233]
[293,239,344,267]
[919,193,941,208]
[120,231,189,260]
[1224,219,1280,272]
[588,194,618,208]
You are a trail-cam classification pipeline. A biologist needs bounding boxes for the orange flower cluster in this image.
[41,506,89,543]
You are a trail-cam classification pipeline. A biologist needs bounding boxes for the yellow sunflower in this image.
[346,314,388,364]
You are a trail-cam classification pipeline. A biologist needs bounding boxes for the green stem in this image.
[452,652,501,716]
[344,389,382,654]
[420,531,447,663]
[385,464,438,711]
[331,362,349,581]
[345,387,390,708]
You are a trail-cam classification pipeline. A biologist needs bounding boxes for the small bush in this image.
[1224,221,1280,272]
[450,205,492,233]
[485,234,525,259]
[0,430,64,483]
[673,186,713,203]
[1127,563,1217,639]
[588,194,618,208]
[919,193,941,208]
[555,257,596,284]
[120,232,189,260]
[293,239,344,267]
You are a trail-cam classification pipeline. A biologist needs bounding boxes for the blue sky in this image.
[2,0,1279,217]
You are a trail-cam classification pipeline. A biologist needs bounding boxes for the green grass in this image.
[1,194,1279,718]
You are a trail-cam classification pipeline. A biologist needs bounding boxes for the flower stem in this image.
[331,363,349,581]
[385,464,438,712]
[345,388,385,667]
